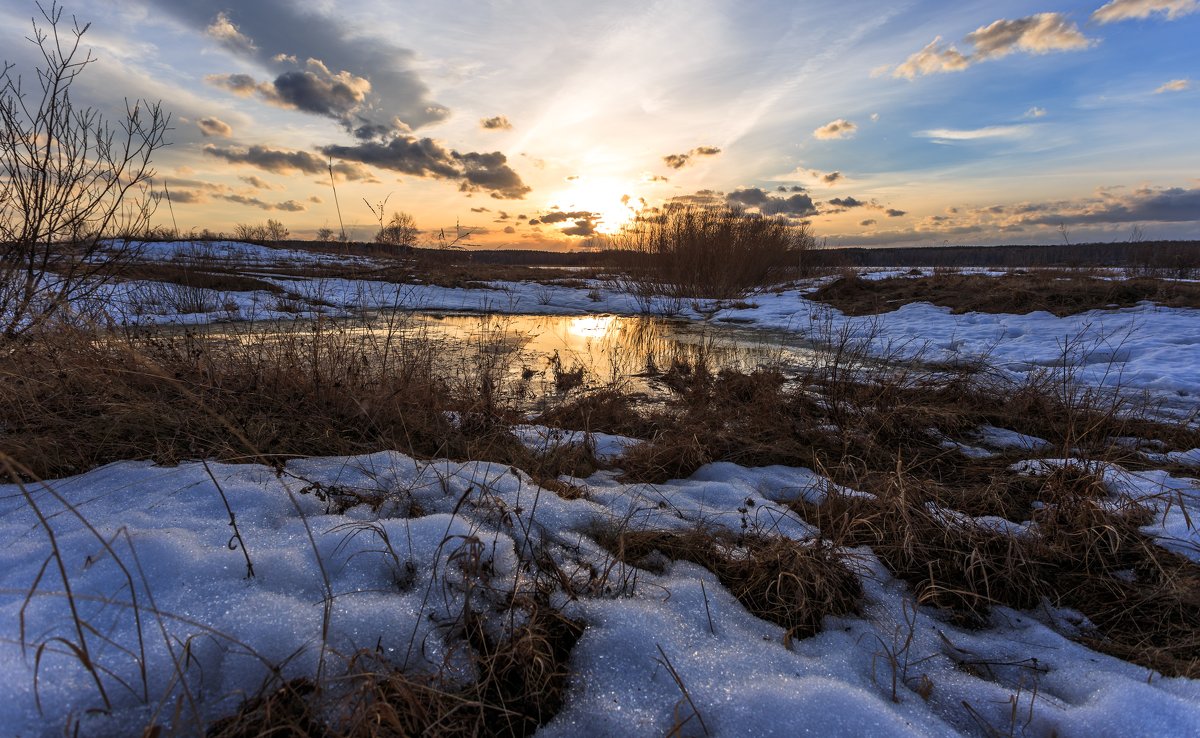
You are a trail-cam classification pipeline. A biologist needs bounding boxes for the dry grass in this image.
[0,320,596,486]
[810,271,1200,317]
[208,600,583,738]
[592,527,861,642]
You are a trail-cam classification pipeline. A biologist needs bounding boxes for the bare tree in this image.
[264,218,288,241]
[0,2,170,336]
[375,211,419,251]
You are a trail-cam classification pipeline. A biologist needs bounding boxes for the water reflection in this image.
[407,311,816,396]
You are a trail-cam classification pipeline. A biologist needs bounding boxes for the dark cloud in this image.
[562,219,598,237]
[1013,186,1200,225]
[860,219,877,226]
[535,210,596,224]
[828,196,866,208]
[886,208,907,217]
[319,136,530,199]
[725,188,817,217]
[204,144,375,181]
[239,175,275,190]
[503,226,516,234]
[162,1,446,131]
[727,188,770,207]
[207,59,371,128]
[820,170,843,184]
[220,193,307,211]
[663,145,723,170]
[470,207,491,213]
[197,116,233,137]
[480,115,513,130]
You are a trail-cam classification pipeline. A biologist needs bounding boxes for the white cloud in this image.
[813,119,858,140]
[966,14,1092,59]
[916,125,1033,141]
[1024,106,1048,118]
[893,37,970,79]
[1093,0,1199,23]
[1155,78,1192,93]
[205,11,256,55]
[892,13,1093,79]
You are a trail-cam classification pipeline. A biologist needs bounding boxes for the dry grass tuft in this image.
[208,601,584,738]
[593,527,861,642]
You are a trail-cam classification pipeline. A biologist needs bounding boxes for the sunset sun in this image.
[550,176,641,235]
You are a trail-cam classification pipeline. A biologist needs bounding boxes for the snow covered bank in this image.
[3,452,1199,736]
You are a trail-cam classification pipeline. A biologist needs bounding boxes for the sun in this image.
[550,176,640,235]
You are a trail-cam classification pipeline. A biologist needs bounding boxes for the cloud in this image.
[239,175,277,190]
[827,196,867,208]
[860,219,877,226]
[203,144,375,180]
[207,58,372,125]
[532,210,597,225]
[663,145,723,169]
[1093,0,1199,23]
[886,208,907,217]
[158,1,446,130]
[916,125,1032,141]
[893,37,971,79]
[503,226,516,234]
[480,115,513,130]
[219,194,307,212]
[315,136,530,198]
[527,209,601,236]
[1155,78,1192,93]
[205,11,256,55]
[892,13,1092,79]
[819,170,843,184]
[966,14,1092,59]
[196,116,233,137]
[813,119,857,140]
[1024,106,1048,118]
[725,188,817,217]
[562,220,598,237]
[1000,185,1200,225]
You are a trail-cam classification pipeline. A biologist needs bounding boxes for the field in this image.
[2,241,1200,737]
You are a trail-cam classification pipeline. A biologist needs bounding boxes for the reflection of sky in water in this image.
[410,312,818,390]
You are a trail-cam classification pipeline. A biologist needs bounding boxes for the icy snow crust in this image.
[3,454,1200,737]
[5,245,1200,734]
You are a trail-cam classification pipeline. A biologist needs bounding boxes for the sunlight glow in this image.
[550,177,640,234]
[567,315,616,339]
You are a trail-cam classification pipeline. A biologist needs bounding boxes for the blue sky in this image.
[2,0,1197,247]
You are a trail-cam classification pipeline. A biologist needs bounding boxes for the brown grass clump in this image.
[809,271,1200,317]
[535,387,658,439]
[593,527,861,642]
[796,465,1200,678]
[207,601,583,738]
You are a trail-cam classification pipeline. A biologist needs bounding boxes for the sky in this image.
[2,0,1198,249]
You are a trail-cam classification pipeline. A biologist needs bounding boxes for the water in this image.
[398,311,820,399]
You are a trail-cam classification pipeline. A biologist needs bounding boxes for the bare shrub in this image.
[614,204,814,299]
[0,2,170,336]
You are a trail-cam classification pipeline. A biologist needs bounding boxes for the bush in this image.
[615,204,814,299]
[0,2,170,337]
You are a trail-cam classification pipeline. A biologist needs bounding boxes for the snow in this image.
[5,244,1200,734]
[3,452,1199,736]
